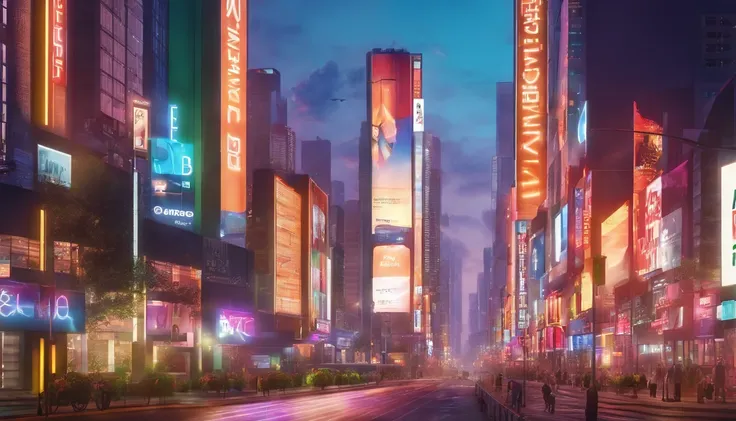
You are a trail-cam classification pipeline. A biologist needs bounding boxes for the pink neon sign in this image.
[217,309,255,343]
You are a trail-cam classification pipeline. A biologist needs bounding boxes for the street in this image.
[27,380,486,421]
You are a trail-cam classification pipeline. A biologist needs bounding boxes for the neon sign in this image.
[220,0,247,214]
[515,0,548,219]
[217,309,255,343]
[51,0,66,85]
[169,105,193,177]
[0,289,32,318]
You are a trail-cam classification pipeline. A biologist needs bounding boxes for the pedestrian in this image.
[674,362,683,402]
[665,363,674,401]
[714,359,726,403]
[511,380,523,410]
[652,363,663,398]
[585,382,598,421]
[257,376,263,396]
[542,382,555,413]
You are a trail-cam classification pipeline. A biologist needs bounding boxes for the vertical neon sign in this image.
[51,0,65,85]
[220,0,247,214]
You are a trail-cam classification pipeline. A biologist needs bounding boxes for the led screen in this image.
[601,202,630,291]
[640,177,662,274]
[133,99,151,154]
[310,181,329,329]
[217,308,255,344]
[370,52,414,313]
[373,245,411,313]
[150,105,195,230]
[146,300,194,344]
[659,208,682,272]
[722,162,736,287]
[38,145,71,188]
[530,231,545,282]
[412,132,423,325]
[554,205,568,263]
[274,177,302,316]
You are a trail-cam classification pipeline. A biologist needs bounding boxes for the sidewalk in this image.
[0,381,395,419]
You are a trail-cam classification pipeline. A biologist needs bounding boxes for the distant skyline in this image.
[250,0,514,334]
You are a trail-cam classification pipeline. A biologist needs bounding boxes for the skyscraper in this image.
[301,138,332,198]
[343,199,362,331]
[476,270,488,334]
[468,293,479,338]
[270,124,296,173]
[332,180,345,207]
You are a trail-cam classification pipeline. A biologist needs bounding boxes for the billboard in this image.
[38,145,71,188]
[515,0,548,219]
[150,105,195,230]
[660,208,682,272]
[516,221,528,329]
[373,245,411,313]
[553,205,568,263]
[370,52,414,313]
[638,177,662,274]
[220,0,247,225]
[146,300,194,345]
[310,181,329,329]
[413,132,423,331]
[0,281,84,333]
[217,308,255,344]
[274,177,301,315]
[38,0,67,135]
[722,162,736,287]
[601,202,630,291]
[413,99,425,132]
[530,230,545,283]
[132,98,151,154]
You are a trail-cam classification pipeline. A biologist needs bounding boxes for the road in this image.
[35,380,486,421]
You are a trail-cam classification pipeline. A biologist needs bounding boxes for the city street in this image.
[20,380,487,421]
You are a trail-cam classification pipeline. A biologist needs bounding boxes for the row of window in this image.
[0,235,79,274]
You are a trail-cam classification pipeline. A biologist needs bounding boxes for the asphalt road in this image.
[35,380,487,421]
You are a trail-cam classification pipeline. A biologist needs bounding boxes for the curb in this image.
[553,387,735,413]
[3,381,410,420]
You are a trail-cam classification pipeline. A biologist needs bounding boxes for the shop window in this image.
[54,241,80,275]
[0,235,40,270]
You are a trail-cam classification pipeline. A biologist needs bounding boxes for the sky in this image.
[249,0,513,338]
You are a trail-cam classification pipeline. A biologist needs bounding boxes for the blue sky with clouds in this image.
[249,0,513,332]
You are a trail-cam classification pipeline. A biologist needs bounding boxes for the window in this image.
[53,241,80,274]
[100,6,113,34]
[1,0,6,28]
[0,235,41,270]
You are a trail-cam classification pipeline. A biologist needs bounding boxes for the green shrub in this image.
[140,369,175,398]
[266,371,292,391]
[306,369,334,390]
[292,373,304,388]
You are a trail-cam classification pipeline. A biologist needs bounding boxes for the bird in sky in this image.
[331,98,346,102]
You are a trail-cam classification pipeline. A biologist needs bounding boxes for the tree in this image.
[40,158,198,334]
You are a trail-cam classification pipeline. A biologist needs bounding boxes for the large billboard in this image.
[38,145,71,188]
[150,105,195,231]
[132,98,151,155]
[601,202,630,292]
[274,177,301,315]
[370,52,414,313]
[638,177,662,274]
[310,181,330,330]
[220,0,247,233]
[722,162,736,287]
[515,0,548,219]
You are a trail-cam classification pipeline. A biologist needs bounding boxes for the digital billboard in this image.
[274,177,302,316]
[220,0,247,232]
[553,205,568,263]
[370,52,414,314]
[601,202,630,292]
[515,0,548,219]
[722,162,736,287]
[146,300,194,344]
[132,98,151,154]
[412,131,423,330]
[659,208,682,272]
[638,177,662,274]
[310,181,330,330]
[150,105,195,230]
[530,230,545,283]
[38,145,71,188]
[373,245,411,313]
[217,308,255,344]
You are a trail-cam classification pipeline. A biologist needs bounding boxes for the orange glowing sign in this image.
[220,0,247,213]
[515,0,547,219]
[51,0,66,86]
[274,177,302,316]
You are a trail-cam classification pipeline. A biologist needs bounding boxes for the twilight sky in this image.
[249,0,513,336]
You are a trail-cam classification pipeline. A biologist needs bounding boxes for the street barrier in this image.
[475,382,526,421]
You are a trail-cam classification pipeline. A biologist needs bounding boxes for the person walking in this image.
[653,362,664,399]
[714,359,727,403]
[665,363,674,401]
[674,362,684,402]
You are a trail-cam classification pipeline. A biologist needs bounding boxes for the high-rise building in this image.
[332,180,345,207]
[301,138,332,198]
[330,204,346,330]
[424,133,442,355]
[270,123,296,173]
[468,293,479,338]
[476,270,488,334]
[343,200,362,331]
[247,68,287,206]
[495,82,514,158]
[447,237,463,359]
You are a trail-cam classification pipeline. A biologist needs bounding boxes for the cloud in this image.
[248,19,305,61]
[455,179,492,196]
[291,61,344,121]
[481,208,495,233]
[425,113,453,139]
[446,214,485,231]
[332,137,359,169]
[441,140,493,181]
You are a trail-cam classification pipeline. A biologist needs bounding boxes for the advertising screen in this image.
[150,106,195,231]
[38,145,71,188]
[722,162,736,287]
[515,0,548,219]
[554,205,568,263]
[220,0,247,232]
[640,177,662,274]
[601,202,630,291]
[373,245,411,313]
[370,52,414,314]
[413,132,423,326]
[530,231,545,283]
[310,181,329,329]
[659,208,682,272]
[413,99,424,132]
[132,98,151,154]
[274,177,302,315]
[217,308,255,344]
[574,188,584,266]
[146,301,194,344]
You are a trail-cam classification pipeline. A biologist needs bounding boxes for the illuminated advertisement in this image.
[35,0,67,135]
[132,98,151,154]
[515,0,548,220]
[577,101,587,144]
[554,205,568,263]
[413,99,425,132]
[638,177,662,274]
[38,145,71,188]
[722,162,736,287]
[413,132,423,330]
[516,221,528,329]
[574,188,584,266]
[659,208,682,272]
[274,177,302,316]
[694,294,717,338]
[217,308,255,344]
[370,52,415,314]
[146,300,194,344]
[150,105,195,231]
[530,231,545,283]
[220,0,247,225]
[373,245,411,313]
[0,281,84,332]
[601,202,630,292]
[310,181,329,329]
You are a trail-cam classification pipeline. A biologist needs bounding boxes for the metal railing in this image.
[475,382,526,421]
